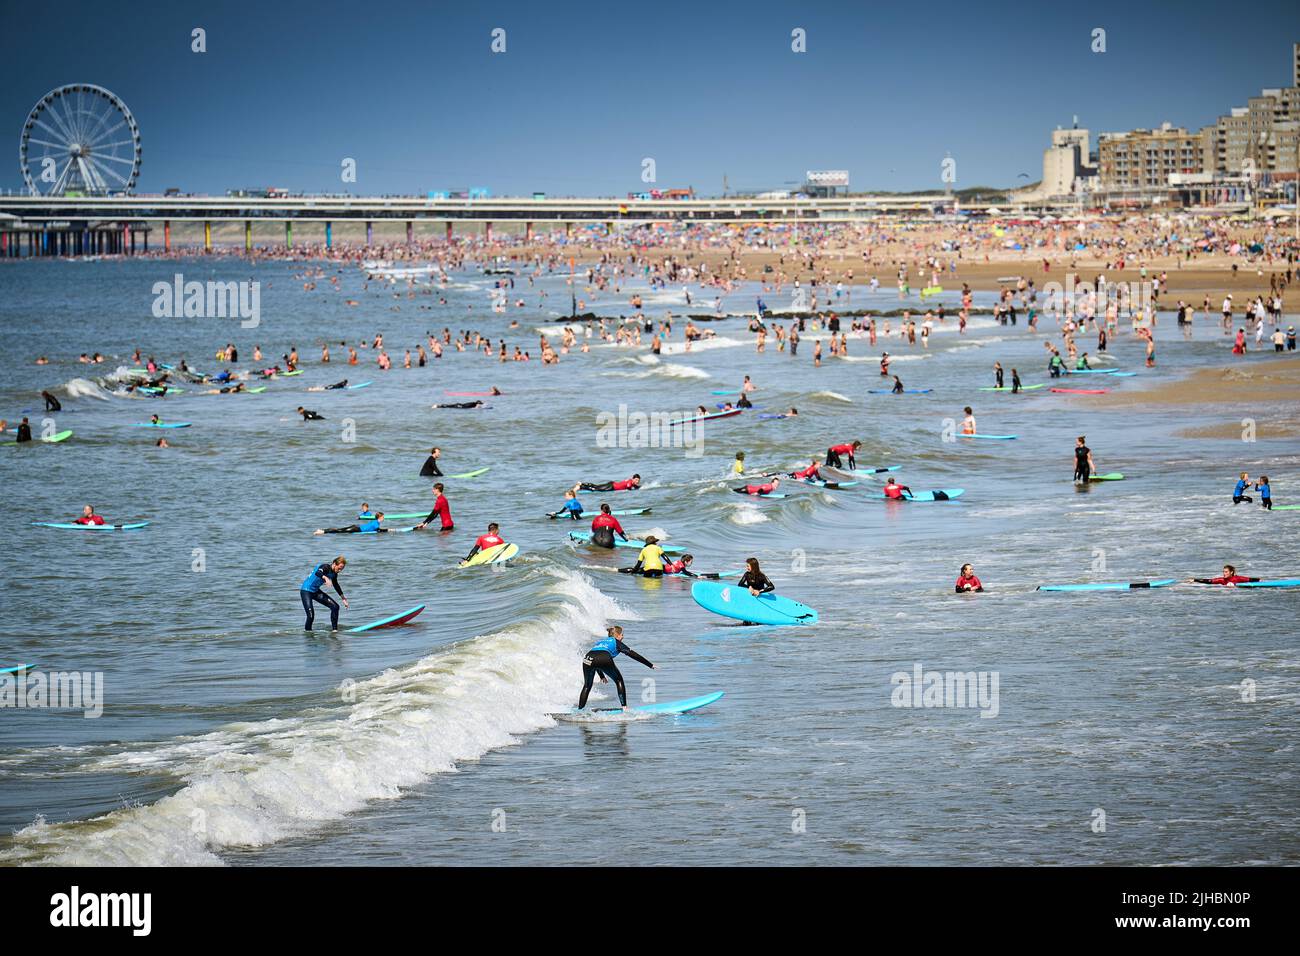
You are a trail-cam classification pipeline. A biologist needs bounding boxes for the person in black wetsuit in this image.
[891,375,905,394]
[15,417,33,443]
[300,556,348,631]
[1010,368,1022,393]
[1073,435,1095,483]
[420,446,443,477]
[577,625,656,711]
[432,401,484,409]
[306,380,348,392]
[297,407,325,420]
[737,557,775,596]
[42,390,61,411]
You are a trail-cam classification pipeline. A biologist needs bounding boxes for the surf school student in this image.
[731,451,746,475]
[1072,436,1095,484]
[891,375,905,394]
[578,474,640,492]
[549,489,584,519]
[1075,353,1091,370]
[432,400,485,409]
[577,625,656,711]
[994,363,1004,389]
[1048,350,1065,378]
[590,504,629,547]
[955,563,984,593]
[462,522,505,563]
[1255,476,1272,510]
[315,513,388,535]
[300,556,348,631]
[738,557,775,596]
[736,393,753,409]
[825,440,862,469]
[415,484,454,531]
[882,477,913,499]
[1232,472,1253,504]
[15,417,32,442]
[739,477,781,496]
[420,446,443,477]
[41,390,61,411]
[961,407,977,435]
[298,407,325,420]
[790,459,822,481]
[74,505,106,526]
[663,554,699,577]
[631,535,666,577]
[306,380,348,392]
[1192,565,1259,587]
[1010,369,1022,393]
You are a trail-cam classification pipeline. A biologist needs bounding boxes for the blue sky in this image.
[3,0,1299,196]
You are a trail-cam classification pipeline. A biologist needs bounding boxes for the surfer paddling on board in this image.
[789,458,823,481]
[300,556,348,632]
[461,523,505,564]
[1192,565,1260,587]
[576,474,640,493]
[824,440,861,470]
[737,476,781,496]
[306,380,348,392]
[314,513,388,534]
[431,400,485,409]
[297,406,325,421]
[577,625,656,712]
[414,484,454,532]
[590,504,629,548]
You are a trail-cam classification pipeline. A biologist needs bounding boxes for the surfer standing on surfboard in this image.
[577,625,656,712]
[300,557,348,632]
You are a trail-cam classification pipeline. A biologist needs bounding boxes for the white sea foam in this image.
[1,569,632,866]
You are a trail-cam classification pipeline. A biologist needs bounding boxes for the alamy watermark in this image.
[596,404,704,458]
[890,662,1000,718]
[152,273,260,328]
[1,667,104,718]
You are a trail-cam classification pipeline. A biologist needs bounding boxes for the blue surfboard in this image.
[347,604,426,633]
[866,489,964,501]
[552,690,724,721]
[691,580,818,626]
[568,531,686,553]
[1038,580,1176,591]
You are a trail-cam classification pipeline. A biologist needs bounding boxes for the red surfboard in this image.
[346,604,426,633]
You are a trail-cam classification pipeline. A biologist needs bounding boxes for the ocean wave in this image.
[600,363,710,381]
[0,568,632,866]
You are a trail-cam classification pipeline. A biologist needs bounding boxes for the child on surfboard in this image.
[577,626,656,712]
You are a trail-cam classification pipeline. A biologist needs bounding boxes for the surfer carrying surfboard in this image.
[737,558,775,596]
[577,625,656,712]
[300,556,348,632]
[462,523,506,564]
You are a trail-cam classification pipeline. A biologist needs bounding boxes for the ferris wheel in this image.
[19,84,141,196]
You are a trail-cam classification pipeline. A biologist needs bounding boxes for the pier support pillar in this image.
[129,228,136,255]
[484,221,493,243]
[164,220,171,252]
[325,221,332,249]
[366,221,373,246]
[286,221,293,248]
[525,221,533,242]
[204,221,212,252]
[406,221,413,245]
[445,221,453,242]
[565,222,573,238]
[245,221,252,253]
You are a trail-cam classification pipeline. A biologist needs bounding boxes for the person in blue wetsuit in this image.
[577,625,656,711]
[1232,472,1253,504]
[314,513,387,534]
[1254,475,1272,510]
[549,489,584,520]
[300,556,349,631]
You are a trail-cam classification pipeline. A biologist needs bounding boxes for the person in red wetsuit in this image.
[1193,565,1260,587]
[577,474,640,493]
[74,505,106,526]
[462,522,505,563]
[789,458,822,481]
[590,503,629,548]
[738,476,781,496]
[882,477,913,499]
[825,440,862,470]
[414,482,453,532]
[955,563,984,593]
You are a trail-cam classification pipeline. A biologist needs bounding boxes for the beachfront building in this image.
[1096,124,1202,205]
[1200,42,1300,178]
[1009,124,1098,205]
